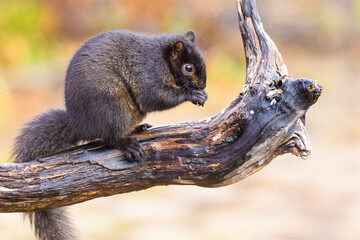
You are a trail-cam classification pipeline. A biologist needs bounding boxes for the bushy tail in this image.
[27,208,74,240]
[13,109,77,240]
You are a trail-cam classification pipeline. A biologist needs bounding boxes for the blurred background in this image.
[0,0,359,239]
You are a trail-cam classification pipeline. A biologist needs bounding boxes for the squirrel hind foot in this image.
[117,137,145,162]
[131,123,153,134]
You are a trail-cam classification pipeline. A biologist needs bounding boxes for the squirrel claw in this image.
[190,89,208,107]
[118,137,144,162]
[131,123,153,134]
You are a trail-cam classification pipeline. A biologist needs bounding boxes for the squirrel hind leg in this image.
[106,137,145,162]
[119,137,144,162]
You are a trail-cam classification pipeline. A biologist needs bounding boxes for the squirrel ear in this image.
[170,41,184,60]
[184,30,195,42]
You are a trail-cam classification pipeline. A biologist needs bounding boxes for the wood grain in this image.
[0,0,322,213]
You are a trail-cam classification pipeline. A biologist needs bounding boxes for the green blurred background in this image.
[0,0,359,239]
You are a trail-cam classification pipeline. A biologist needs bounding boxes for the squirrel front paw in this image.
[118,137,144,162]
[190,89,208,106]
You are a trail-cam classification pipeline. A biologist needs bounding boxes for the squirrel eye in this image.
[182,63,195,75]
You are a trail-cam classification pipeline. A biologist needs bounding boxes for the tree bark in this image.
[0,0,322,213]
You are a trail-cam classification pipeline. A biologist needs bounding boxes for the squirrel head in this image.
[164,30,207,90]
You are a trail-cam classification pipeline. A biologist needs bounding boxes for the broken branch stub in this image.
[0,0,322,213]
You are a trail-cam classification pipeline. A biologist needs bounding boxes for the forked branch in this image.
[0,0,322,213]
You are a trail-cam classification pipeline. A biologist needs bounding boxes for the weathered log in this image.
[0,0,322,213]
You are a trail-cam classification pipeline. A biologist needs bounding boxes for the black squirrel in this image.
[12,30,207,240]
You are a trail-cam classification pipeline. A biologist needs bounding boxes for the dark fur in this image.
[65,30,207,145]
[13,30,207,240]
[13,110,76,240]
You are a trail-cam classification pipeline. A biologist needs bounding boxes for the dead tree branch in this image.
[0,0,322,213]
